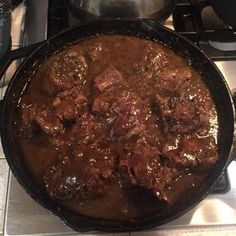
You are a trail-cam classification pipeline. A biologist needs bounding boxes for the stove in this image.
[2,0,236,235]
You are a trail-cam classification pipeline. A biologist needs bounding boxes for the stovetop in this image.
[2,0,236,235]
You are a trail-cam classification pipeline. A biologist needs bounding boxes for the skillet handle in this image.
[0,41,44,81]
[0,41,44,133]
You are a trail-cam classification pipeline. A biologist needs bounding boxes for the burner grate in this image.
[173,0,236,60]
[47,0,68,38]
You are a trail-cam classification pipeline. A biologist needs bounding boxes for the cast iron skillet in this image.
[0,20,235,232]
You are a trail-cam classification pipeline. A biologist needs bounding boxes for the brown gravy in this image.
[17,35,218,220]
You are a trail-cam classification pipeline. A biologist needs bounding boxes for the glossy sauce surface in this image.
[17,35,218,220]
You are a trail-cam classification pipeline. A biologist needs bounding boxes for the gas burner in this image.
[173,0,236,60]
[209,41,236,51]
[173,0,231,31]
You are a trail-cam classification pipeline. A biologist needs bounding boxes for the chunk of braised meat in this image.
[110,91,150,138]
[44,146,116,200]
[22,88,87,133]
[141,122,163,148]
[21,104,64,136]
[34,89,87,136]
[120,139,179,203]
[92,90,117,122]
[92,89,150,138]
[155,67,192,94]
[49,112,106,149]
[87,42,104,62]
[136,43,173,78]
[63,52,88,81]
[43,52,88,95]
[52,87,88,121]
[35,108,64,136]
[162,134,218,171]
[132,43,184,100]
[70,112,106,146]
[94,66,125,92]
[155,67,210,134]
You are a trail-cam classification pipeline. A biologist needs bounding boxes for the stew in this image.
[17,35,218,220]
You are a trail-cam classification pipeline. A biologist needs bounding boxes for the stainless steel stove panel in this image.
[215,61,236,90]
